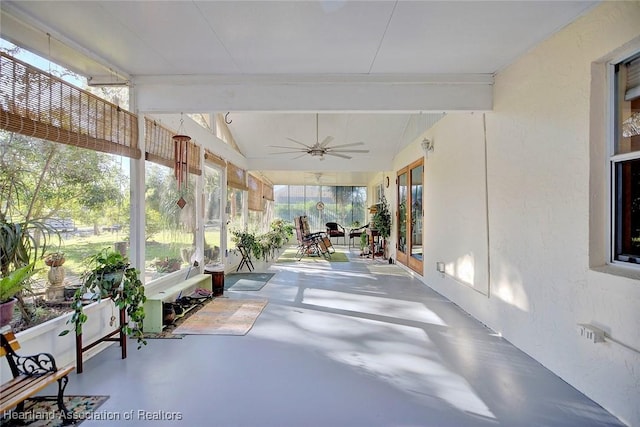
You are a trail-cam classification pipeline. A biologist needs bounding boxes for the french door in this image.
[396,158,424,274]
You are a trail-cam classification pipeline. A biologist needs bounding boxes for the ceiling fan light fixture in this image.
[269,113,369,160]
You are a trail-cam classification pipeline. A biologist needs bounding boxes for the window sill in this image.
[591,263,640,281]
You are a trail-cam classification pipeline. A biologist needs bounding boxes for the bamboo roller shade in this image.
[248,174,263,211]
[204,149,226,167]
[144,117,201,175]
[227,162,248,191]
[0,52,140,159]
[262,183,274,201]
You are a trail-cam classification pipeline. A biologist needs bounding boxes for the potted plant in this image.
[83,248,129,298]
[154,257,182,273]
[0,263,36,327]
[44,252,65,267]
[1,217,57,324]
[60,248,147,349]
[360,233,370,256]
[371,194,392,258]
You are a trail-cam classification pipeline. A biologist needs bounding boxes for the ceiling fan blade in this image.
[329,149,370,153]
[269,150,307,155]
[324,152,352,159]
[327,142,365,149]
[269,145,305,150]
[286,137,312,148]
[292,153,309,159]
[319,136,334,148]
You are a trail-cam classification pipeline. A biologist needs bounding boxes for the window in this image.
[272,185,367,231]
[144,163,195,280]
[612,53,640,264]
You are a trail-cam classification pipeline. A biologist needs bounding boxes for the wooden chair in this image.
[325,222,346,244]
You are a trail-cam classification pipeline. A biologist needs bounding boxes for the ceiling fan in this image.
[269,114,369,160]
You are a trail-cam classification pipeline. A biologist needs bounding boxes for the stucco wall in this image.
[393,2,640,425]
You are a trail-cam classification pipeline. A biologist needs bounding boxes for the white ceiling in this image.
[0,0,598,184]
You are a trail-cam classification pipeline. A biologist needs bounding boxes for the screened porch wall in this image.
[274,185,367,232]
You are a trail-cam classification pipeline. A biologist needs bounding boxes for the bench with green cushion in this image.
[143,273,212,333]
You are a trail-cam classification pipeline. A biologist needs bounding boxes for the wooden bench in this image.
[1,331,75,423]
[143,273,213,333]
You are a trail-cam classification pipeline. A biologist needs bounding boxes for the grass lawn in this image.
[41,229,221,277]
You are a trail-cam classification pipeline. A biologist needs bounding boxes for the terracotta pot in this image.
[45,258,65,267]
[0,298,17,327]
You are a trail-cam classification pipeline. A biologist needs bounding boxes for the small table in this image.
[236,244,254,272]
[366,229,381,259]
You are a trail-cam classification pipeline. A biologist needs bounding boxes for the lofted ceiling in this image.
[0,0,598,184]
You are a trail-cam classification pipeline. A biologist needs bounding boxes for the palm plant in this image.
[1,216,57,323]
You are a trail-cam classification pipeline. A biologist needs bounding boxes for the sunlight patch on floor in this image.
[301,288,448,327]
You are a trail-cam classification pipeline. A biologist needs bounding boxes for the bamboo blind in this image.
[0,52,140,159]
[144,117,201,175]
[204,149,226,167]
[248,174,263,211]
[227,162,248,190]
[263,183,274,201]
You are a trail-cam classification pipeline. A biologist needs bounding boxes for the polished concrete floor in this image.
[52,247,624,426]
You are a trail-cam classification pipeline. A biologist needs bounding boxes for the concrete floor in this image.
[54,247,624,426]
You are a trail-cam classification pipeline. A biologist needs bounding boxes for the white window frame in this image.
[609,50,640,267]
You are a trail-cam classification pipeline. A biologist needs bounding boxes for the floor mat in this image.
[172,298,268,335]
[224,272,275,291]
[1,395,109,426]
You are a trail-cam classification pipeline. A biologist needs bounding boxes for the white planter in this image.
[1,299,116,383]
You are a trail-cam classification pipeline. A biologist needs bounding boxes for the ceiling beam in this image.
[133,74,493,113]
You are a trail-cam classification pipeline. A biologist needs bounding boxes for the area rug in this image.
[224,272,275,291]
[0,395,109,427]
[172,298,268,335]
[276,247,349,263]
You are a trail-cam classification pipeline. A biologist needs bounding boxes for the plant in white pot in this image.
[60,248,147,349]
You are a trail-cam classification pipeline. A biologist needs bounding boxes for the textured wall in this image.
[393,2,640,425]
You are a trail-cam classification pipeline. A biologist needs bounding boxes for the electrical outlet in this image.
[577,323,606,343]
[436,262,445,274]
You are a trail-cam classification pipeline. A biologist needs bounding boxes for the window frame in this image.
[610,51,640,267]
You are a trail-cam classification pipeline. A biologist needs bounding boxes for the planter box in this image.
[1,299,116,384]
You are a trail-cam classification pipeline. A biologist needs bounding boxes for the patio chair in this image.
[294,216,333,260]
[325,222,346,245]
[348,223,369,249]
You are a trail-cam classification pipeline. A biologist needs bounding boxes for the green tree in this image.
[0,131,126,232]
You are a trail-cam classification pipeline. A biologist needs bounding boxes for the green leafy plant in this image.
[360,233,369,251]
[231,219,295,263]
[372,194,392,239]
[1,217,57,322]
[60,248,147,349]
[0,263,36,303]
[153,257,182,273]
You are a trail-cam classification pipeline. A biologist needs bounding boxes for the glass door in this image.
[408,163,424,273]
[396,158,424,274]
[397,171,408,265]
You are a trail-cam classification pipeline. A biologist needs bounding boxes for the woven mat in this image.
[172,298,267,335]
[1,395,109,426]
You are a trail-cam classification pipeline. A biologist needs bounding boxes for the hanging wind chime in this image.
[173,114,191,209]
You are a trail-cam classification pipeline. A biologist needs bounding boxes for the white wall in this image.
[392,2,640,425]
